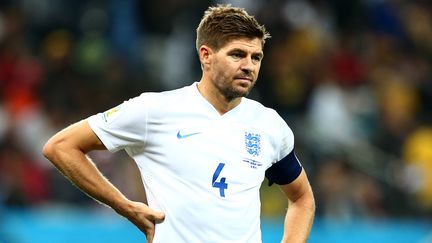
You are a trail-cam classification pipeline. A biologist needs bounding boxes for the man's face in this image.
[207,37,263,100]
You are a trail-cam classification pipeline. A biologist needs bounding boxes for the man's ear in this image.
[199,45,212,66]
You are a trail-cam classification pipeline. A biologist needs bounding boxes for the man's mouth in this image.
[235,76,253,82]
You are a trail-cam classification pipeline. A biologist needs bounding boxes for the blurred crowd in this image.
[0,0,432,222]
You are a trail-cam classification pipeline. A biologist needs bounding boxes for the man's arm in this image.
[42,120,164,243]
[279,169,315,243]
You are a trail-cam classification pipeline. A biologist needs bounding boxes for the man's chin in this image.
[227,87,251,99]
[237,82,254,96]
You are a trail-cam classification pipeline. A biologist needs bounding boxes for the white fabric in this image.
[87,82,295,243]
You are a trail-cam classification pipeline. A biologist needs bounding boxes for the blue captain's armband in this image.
[265,150,302,186]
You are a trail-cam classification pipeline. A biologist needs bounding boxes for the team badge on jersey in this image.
[102,105,122,123]
[245,132,261,156]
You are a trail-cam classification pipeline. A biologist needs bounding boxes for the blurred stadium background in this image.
[0,0,432,242]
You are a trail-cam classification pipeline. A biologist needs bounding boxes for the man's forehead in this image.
[222,38,263,52]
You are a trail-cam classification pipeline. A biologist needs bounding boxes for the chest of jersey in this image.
[141,114,275,199]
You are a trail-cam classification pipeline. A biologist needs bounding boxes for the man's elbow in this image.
[42,136,65,163]
[42,138,56,161]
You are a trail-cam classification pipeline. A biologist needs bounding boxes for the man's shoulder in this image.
[123,84,194,119]
[134,84,191,103]
[242,97,279,117]
[160,84,191,96]
[241,97,288,130]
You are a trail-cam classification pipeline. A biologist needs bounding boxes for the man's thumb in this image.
[152,211,165,223]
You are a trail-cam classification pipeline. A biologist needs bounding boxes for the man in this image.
[43,4,315,243]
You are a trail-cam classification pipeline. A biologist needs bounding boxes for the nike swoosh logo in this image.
[177,131,201,139]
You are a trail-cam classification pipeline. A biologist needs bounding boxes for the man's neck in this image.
[197,79,241,115]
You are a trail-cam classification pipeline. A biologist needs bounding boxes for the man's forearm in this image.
[43,142,129,212]
[281,195,315,243]
[42,120,166,239]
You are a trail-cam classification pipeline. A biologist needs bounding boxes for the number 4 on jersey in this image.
[212,163,228,197]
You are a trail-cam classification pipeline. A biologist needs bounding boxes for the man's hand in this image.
[43,120,165,242]
[115,200,165,243]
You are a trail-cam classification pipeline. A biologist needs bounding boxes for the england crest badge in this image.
[245,132,261,157]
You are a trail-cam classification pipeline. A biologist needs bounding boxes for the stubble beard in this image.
[219,80,255,101]
[211,62,257,101]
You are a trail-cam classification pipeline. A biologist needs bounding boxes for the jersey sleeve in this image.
[87,94,149,152]
[265,115,302,185]
[275,115,295,161]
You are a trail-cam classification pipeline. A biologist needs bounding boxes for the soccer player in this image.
[43,4,315,243]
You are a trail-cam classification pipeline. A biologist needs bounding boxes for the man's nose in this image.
[241,67,252,75]
[241,57,255,73]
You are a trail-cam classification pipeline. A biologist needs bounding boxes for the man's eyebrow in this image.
[228,48,264,56]
[227,48,246,53]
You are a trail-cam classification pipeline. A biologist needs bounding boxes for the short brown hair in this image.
[196,4,270,53]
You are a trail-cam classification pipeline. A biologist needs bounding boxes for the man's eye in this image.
[231,53,242,58]
[252,56,262,62]
[253,54,263,61]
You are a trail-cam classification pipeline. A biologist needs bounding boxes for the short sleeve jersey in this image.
[87,83,301,243]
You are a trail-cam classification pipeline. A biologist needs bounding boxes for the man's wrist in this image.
[111,196,133,216]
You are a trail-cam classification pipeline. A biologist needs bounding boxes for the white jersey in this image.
[87,82,295,243]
